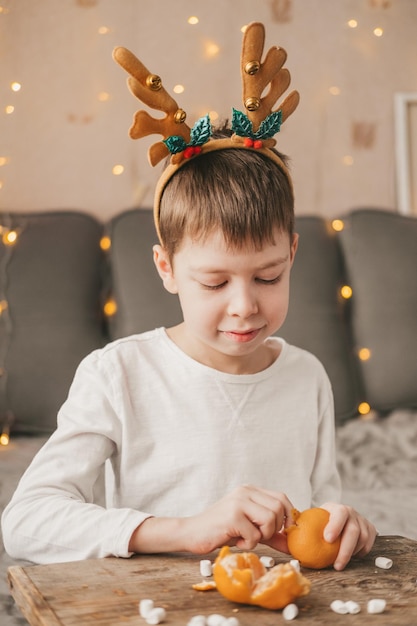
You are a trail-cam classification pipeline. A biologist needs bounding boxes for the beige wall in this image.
[1,0,417,221]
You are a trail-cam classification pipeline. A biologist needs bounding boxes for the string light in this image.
[10,82,21,92]
[331,219,345,232]
[98,26,110,35]
[173,84,185,95]
[100,236,111,251]
[2,229,18,246]
[329,86,341,96]
[343,155,354,166]
[98,92,110,102]
[204,41,220,59]
[373,27,384,37]
[358,347,372,361]
[358,401,371,416]
[5,105,14,114]
[112,164,124,176]
[187,16,199,25]
[0,428,9,446]
[103,298,117,316]
[348,19,358,28]
[340,285,353,299]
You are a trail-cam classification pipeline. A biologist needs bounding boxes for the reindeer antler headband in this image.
[113,22,299,241]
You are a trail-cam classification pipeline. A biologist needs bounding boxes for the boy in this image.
[2,24,376,568]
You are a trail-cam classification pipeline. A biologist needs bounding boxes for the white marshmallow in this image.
[345,600,361,614]
[367,598,387,614]
[330,600,349,614]
[187,617,207,626]
[289,559,301,572]
[139,599,154,617]
[200,559,213,577]
[375,556,393,570]
[260,555,275,568]
[145,607,167,624]
[206,615,226,626]
[283,603,299,620]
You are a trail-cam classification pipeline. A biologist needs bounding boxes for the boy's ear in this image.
[290,232,299,266]
[153,245,178,294]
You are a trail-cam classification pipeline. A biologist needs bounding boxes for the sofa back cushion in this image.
[0,211,105,434]
[339,209,417,413]
[108,208,182,339]
[279,217,362,422]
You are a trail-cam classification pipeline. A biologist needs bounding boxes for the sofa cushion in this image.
[279,216,362,423]
[339,209,417,413]
[108,208,183,339]
[0,211,105,434]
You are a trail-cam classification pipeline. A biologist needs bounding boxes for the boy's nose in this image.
[227,286,258,318]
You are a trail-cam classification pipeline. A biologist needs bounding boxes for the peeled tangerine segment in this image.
[213,546,311,610]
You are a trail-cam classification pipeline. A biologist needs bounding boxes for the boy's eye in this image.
[256,275,282,285]
[201,281,227,290]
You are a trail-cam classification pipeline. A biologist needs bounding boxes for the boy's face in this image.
[154,227,298,374]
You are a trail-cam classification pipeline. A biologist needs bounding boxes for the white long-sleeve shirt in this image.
[2,328,341,564]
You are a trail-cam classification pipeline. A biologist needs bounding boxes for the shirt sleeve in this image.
[1,352,152,564]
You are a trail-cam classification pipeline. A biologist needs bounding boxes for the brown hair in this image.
[158,130,294,259]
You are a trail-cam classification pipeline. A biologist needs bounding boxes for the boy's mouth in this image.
[222,329,260,343]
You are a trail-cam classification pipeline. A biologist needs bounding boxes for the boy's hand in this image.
[184,485,293,554]
[320,502,377,570]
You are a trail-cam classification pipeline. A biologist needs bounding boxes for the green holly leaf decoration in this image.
[163,135,188,154]
[190,114,212,146]
[231,108,254,138]
[254,110,283,139]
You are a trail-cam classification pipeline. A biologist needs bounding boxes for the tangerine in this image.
[285,507,341,569]
[213,545,311,610]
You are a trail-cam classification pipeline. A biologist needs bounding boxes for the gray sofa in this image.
[1,207,417,624]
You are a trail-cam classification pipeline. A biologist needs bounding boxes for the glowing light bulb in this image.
[373,27,384,37]
[340,285,353,299]
[343,155,354,166]
[104,299,117,316]
[173,84,185,94]
[112,164,124,176]
[358,347,372,361]
[98,92,110,102]
[5,105,15,114]
[358,402,371,416]
[241,25,248,33]
[188,16,199,25]
[209,110,219,121]
[0,432,9,446]
[204,41,220,58]
[98,26,110,35]
[331,219,345,232]
[0,157,9,167]
[348,19,358,28]
[2,230,18,245]
[11,82,21,92]
[100,236,111,251]
[329,86,341,96]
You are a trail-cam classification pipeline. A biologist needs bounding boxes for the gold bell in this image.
[174,108,187,124]
[146,74,162,91]
[244,61,261,75]
[244,97,261,111]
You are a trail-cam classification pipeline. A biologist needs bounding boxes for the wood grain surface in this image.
[7,535,417,625]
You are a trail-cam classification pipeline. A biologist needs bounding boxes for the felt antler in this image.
[112,46,192,166]
[234,22,299,144]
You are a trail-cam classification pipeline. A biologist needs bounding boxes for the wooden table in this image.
[7,536,417,625]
